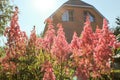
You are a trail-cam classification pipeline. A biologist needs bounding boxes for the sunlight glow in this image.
[32,0,56,13]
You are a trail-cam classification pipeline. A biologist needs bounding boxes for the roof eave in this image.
[64,4,92,8]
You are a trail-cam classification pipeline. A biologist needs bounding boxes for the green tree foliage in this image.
[114,17,120,38]
[113,17,120,55]
[0,0,13,36]
[112,17,120,80]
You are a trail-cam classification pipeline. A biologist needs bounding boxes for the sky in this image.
[1,0,120,46]
[10,0,120,36]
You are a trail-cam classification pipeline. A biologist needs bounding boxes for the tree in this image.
[112,17,120,80]
[0,0,13,36]
[114,17,120,39]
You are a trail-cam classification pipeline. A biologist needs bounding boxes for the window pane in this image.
[89,14,94,22]
[69,10,74,21]
[62,11,69,21]
[84,11,95,22]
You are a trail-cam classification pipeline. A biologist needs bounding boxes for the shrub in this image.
[0,7,120,80]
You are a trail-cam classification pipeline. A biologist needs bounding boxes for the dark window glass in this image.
[69,10,74,21]
[62,10,74,22]
[84,11,95,22]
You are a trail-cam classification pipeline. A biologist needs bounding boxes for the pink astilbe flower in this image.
[29,26,37,46]
[1,59,16,73]
[1,6,28,72]
[102,19,116,47]
[51,24,70,62]
[114,42,120,49]
[36,37,43,49]
[70,32,80,50]
[70,32,81,57]
[42,19,56,51]
[76,58,93,80]
[94,19,116,60]
[10,6,19,29]
[94,19,116,74]
[41,61,56,80]
[44,18,53,24]
[4,6,28,58]
[80,16,94,56]
[93,26,102,46]
[73,17,97,79]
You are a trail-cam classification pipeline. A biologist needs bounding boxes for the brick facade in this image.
[44,0,104,42]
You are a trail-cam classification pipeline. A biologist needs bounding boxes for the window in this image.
[62,10,74,22]
[84,11,95,22]
[89,14,95,22]
[69,10,74,21]
[62,10,69,21]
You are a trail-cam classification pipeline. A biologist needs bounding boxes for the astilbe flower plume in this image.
[41,61,56,80]
[70,32,81,58]
[42,18,56,52]
[93,19,117,74]
[70,18,120,80]
[80,16,94,55]
[114,42,120,49]
[93,26,102,46]
[73,16,95,80]
[1,6,27,72]
[4,6,28,58]
[51,24,70,62]
[28,26,39,52]
[36,37,43,49]
[35,28,43,50]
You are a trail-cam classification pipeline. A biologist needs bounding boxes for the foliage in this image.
[0,0,13,36]
[0,7,120,80]
[114,17,120,37]
[112,17,120,80]
[113,17,120,55]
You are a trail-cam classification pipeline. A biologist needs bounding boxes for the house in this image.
[44,0,104,42]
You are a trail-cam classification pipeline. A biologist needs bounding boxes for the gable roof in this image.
[64,0,92,7]
[49,0,105,19]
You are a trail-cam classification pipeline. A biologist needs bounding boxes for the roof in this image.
[49,0,105,19]
[64,0,92,7]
